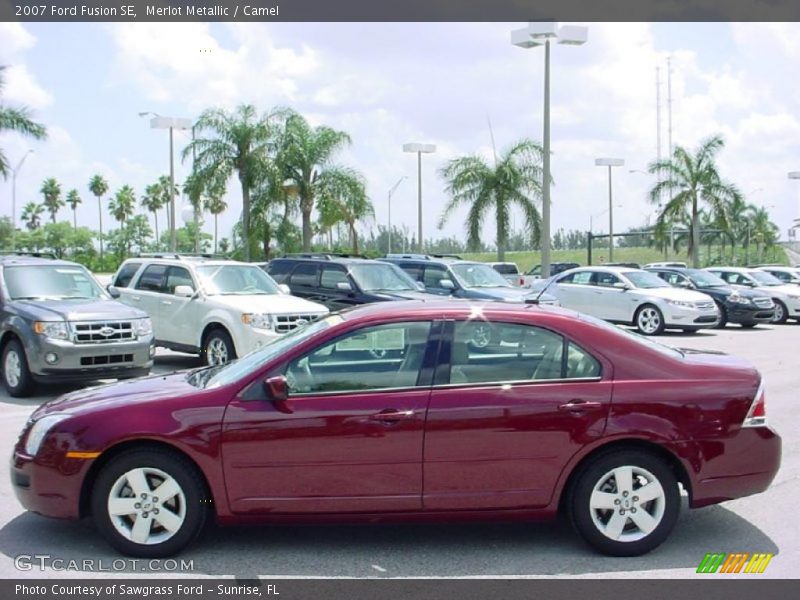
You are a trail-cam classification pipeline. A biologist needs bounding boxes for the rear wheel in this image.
[569,449,680,556]
[771,300,788,324]
[635,305,664,336]
[1,339,34,397]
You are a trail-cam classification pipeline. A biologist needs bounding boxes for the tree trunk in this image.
[496,208,506,262]
[98,197,104,263]
[73,209,77,230]
[153,212,159,251]
[214,214,218,254]
[350,222,359,254]
[301,202,313,252]
[240,175,251,262]
[691,196,700,268]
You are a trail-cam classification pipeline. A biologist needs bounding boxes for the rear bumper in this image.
[690,426,781,508]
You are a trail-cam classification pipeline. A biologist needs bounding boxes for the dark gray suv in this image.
[0,254,154,397]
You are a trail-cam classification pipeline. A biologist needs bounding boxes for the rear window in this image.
[492,263,519,275]
[288,263,319,287]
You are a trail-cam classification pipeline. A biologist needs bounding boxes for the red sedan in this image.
[11,301,780,557]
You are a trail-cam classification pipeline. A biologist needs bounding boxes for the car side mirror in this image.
[106,285,121,299]
[678,280,693,289]
[440,279,455,290]
[278,284,291,294]
[263,375,289,403]
[336,281,353,291]
[612,282,630,291]
[174,285,195,298]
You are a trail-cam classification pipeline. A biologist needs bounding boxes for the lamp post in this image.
[402,143,435,253]
[595,158,625,262]
[589,204,622,234]
[10,149,33,251]
[790,173,800,233]
[512,21,587,278]
[139,112,192,252]
[387,176,407,254]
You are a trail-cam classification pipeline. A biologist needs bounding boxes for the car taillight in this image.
[743,382,767,428]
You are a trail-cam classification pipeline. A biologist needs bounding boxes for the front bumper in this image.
[663,304,719,329]
[11,449,89,520]
[727,304,775,325]
[27,334,154,383]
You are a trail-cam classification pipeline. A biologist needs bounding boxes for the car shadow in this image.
[0,502,778,577]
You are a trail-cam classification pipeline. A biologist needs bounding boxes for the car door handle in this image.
[161,300,172,306]
[558,400,604,412]
[131,296,141,301]
[369,409,415,422]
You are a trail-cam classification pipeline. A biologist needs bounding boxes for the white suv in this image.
[109,256,329,365]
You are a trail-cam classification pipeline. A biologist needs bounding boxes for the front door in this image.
[221,320,437,514]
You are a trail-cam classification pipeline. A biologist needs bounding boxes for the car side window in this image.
[399,265,423,282]
[288,263,319,287]
[565,342,601,379]
[266,261,291,282]
[423,265,450,289]
[113,262,142,288]
[165,266,194,294]
[560,271,592,285]
[771,271,789,282]
[449,322,576,384]
[320,267,349,289]
[593,272,621,288]
[285,322,432,394]
[134,264,168,292]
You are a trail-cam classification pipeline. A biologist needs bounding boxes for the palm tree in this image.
[156,175,180,235]
[88,174,109,261]
[438,139,545,260]
[316,168,373,254]
[183,105,281,261]
[749,206,779,263]
[40,177,63,223]
[0,65,47,179]
[109,185,136,225]
[140,183,164,249]
[648,135,741,268]
[66,189,81,229]
[21,202,44,230]
[279,111,351,252]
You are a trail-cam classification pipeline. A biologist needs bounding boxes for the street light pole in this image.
[403,143,436,253]
[10,150,33,251]
[790,172,800,234]
[387,176,406,254]
[512,21,588,278]
[595,158,625,262]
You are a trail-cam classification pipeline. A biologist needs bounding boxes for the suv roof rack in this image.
[0,251,57,260]
[384,253,463,260]
[135,253,229,261]
[281,253,368,260]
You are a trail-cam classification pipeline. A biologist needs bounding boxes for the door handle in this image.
[131,296,141,301]
[558,399,603,412]
[161,300,172,306]
[369,409,415,423]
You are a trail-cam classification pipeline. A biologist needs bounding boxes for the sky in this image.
[1,21,800,249]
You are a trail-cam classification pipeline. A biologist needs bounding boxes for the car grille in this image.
[695,301,715,310]
[80,354,134,366]
[72,321,135,344]
[272,314,322,334]
[753,297,774,308]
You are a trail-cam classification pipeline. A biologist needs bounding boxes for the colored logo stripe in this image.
[697,553,773,574]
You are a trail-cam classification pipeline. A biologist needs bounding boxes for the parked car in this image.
[265,256,435,311]
[643,261,688,269]
[487,261,522,285]
[12,301,780,558]
[110,256,328,365]
[0,253,154,397]
[535,266,719,335]
[382,255,559,305]
[753,265,800,286]
[604,262,642,269]
[518,262,580,287]
[646,267,774,328]
[705,267,800,324]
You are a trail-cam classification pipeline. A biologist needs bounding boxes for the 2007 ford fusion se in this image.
[11,301,780,557]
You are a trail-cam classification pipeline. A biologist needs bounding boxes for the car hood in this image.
[208,293,329,315]
[464,286,540,302]
[631,287,713,302]
[369,290,435,301]
[34,371,199,419]
[14,298,148,321]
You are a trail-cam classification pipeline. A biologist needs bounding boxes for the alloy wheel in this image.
[4,350,21,388]
[637,307,661,335]
[206,338,229,366]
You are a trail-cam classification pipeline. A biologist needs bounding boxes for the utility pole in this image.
[656,66,662,163]
[667,56,673,159]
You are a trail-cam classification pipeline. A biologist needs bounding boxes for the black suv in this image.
[646,266,775,328]
[264,255,434,311]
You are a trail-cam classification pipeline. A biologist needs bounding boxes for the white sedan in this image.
[535,266,719,335]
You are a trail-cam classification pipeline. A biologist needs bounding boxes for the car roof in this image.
[273,256,390,266]
[337,299,576,323]
[706,266,750,273]
[0,253,81,268]
[569,265,640,274]
[123,257,250,268]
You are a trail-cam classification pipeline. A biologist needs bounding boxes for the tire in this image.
[202,328,236,366]
[91,448,209,557]
[740,323,757,329]
[634,304,665,336]
[714,304,728,329]
[682,328,700,334]
[568,449,680,557]
[1,339,34,397]
[771,300,788,324]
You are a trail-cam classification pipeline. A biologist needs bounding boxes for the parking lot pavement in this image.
[0,326,797,579]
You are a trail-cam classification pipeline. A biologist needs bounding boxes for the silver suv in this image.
[0,254,154,397]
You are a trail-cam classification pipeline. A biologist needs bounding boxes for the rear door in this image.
[423,319,611,510]
[123,264,167,337]
[552,270,594,312]
[285,263,323,303]
[159,265,203,347]
[319,265,360,310]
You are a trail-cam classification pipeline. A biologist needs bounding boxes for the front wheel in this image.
[1,339,34,397]
[714,305,728,328]
[771,300,788,324]
[91,449,209,557]
[202,329,236,366]
[635,305,665,336]
[568,450,680,556]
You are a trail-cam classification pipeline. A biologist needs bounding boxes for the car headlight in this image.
[135,317,153,337]
[729,294,752,305]
[32,321,70,340]
[666,300,693,308]
[242,313,273,330]
[24,414,71,456]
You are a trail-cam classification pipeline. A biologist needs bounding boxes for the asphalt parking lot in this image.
[0,324,797,579]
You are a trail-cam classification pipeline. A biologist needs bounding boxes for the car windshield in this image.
[349,263,416,292]
[3,265,106,300]
[578,313,684,359]
[748,270,783,286]
[195,265,281,295]
[623,271,671,289]
[452,263,512,288]
[191,315,343,389]
[687,269,728,287]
